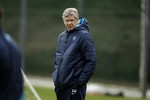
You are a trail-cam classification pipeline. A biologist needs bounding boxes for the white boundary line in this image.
[21,69,42,100]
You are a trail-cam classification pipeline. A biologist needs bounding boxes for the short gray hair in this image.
[62,8,79,20]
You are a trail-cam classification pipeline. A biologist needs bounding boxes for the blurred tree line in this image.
[1,0,143,83]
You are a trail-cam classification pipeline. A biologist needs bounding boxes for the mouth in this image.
[67,25,73,31]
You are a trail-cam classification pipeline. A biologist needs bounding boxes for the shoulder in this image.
[59,31,66,36]
[79,30,92,40]
[57,31,67,39]
[77,30,95,47]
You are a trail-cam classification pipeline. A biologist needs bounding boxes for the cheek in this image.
[64,22,68,27]
[74,22,78,27]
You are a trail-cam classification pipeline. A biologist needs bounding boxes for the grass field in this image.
[24,86,149,100]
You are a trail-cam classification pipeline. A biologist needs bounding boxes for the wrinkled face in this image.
[63,15,78,31]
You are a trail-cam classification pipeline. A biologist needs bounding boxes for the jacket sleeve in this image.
[78,32,96,86]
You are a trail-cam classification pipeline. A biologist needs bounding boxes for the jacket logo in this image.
[72,36,77,41]
[61,37,64,40]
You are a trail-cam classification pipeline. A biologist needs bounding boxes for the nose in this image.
[68,21,71,24]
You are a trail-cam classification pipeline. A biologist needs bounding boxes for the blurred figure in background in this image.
[52,8,96,100]
[0,3,24,100]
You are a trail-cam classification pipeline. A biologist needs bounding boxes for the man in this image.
[52,8,96,100]
[0,4,23,100]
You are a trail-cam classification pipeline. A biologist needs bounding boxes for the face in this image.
[63,15,78,31]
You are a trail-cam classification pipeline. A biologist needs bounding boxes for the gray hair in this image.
[62,8,79,20]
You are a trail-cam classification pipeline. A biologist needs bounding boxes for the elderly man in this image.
[52,8,96,100]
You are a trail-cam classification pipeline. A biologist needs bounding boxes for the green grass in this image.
[25,86,148,100]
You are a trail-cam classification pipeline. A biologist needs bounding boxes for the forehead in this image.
[64,15,77,20]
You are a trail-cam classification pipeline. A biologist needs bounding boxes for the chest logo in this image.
[61,37,64,40]
[72,36,77,41]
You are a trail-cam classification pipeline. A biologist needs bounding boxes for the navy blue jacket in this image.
[53,17,96,89]
[0,27,23,99]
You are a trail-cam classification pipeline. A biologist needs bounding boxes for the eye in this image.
[66,20,69,22]
[70,19,74,22]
